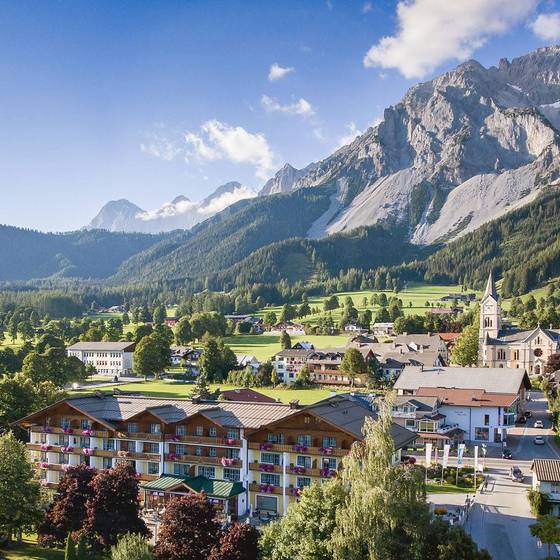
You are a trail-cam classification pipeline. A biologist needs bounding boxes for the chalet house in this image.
[372,322,394,336]
[16,393,416,518]
[393,333,450,363]
[531,459,560,515]
[66,341,136,377]
[273,349,313,384]
[394,365,530,444]
[169,346,191,366]
[164,316,179,327]
[235,355,261,372]
[390,395,464,448]
[292,341,315,350]
[440,293,476,302]
[269,322,306,336]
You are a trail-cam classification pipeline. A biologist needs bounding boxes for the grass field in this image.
[425,482,474,494]
[257,283,479,327]
[72,380,336,404]
[1,535,64,560]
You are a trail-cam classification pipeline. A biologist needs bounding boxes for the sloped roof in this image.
[532,459,560,482]
[219,388,277,403]
[394,366,529,395]
[67,341,135,351]
[394,395,439,411]
[141,475,244,498]
[483,270,498,301]
[415,387,518,407]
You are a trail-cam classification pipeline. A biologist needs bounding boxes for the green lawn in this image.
[257,282,479,327]
[1,535,64,560]
[71,380,337,405]
[425,482,474,494]
[224,333,351,362]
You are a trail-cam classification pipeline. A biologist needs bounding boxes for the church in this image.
[479,271,560,375]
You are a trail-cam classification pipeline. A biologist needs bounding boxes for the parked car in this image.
[534,420,544,428]
[524,411,532,418]
[502,448,513,459]
[534,436,545,445]
[510,466,524,482]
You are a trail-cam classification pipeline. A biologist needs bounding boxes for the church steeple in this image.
[483,270,498,301]
[480,269,501,341]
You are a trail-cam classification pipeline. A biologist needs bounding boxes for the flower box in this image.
[117,450,130,458]
[82,448,95,456]
[167,453,178,461]
[81,429,92,436]
[259,484,274,493]
[60,446,74,453]
[221,457,235,467]
[259,463,275,472]
[319,468,336,478]
[41,426,52,433]
[39,461,49,469]
[318,446,333,455]
[289,487,301,496]
[226,438,236,446]
[40,444,52,452]
[292,444,307,453]
[62,427,73,435]
[171,435,180,442]
[259,443,272,451]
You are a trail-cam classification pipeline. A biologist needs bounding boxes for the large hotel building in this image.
[17,392,415,519]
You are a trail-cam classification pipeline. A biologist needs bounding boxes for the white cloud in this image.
[185,120,276,180]
[198,185,257,215]
[261,95,316,117]
[362,2,373,14]
[268,63,295,81]
[137,198,197,221]
[363,0,537,78]
[337,122,363,149]
[531,12,560,40]
[140,134,182,161]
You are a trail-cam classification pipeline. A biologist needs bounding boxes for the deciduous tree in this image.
[210,523,258,560]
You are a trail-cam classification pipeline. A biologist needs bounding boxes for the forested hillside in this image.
[0,226,165,281]
[395,188,560,295]
[112,187,335,283]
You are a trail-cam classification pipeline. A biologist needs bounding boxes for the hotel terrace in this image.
[16,392,416,519]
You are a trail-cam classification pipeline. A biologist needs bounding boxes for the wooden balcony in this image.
[248,483,283,495]
[165,434,241,447]
[138,473,159,482]
[116,431,163,442]
[248,442,347,457]
[249,462,282,474]
[164,453,225,466]
[31,426,109,438]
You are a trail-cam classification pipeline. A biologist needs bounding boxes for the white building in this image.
[532,459,560,515]
[66,341,136,377]
[273,349,313,384]
[394,365,530,444]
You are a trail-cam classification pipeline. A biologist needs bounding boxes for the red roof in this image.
[437,332,462,342]
[415,387,517,407]
[219,388,277,403]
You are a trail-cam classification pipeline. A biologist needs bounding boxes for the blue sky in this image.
[0,0,558,231]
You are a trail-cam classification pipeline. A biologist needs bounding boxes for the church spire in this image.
[483,270,498,301]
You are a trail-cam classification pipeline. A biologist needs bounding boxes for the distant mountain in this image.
[259,163,317,196]
[0,226,164,281]
[87,181,257,233]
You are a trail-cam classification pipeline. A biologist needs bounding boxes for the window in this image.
[198,466,215,479]
[484,414,490,427]
[474,427,489,441]
[209,427,217,437]
[226,429,239,440]
[60,417,71,429]
[144,442,159,454]
[260,473,280,487]
[40,433,47,444]
[322,436,336,448]
[195,447,203,456]
[149,423,161,434]
[266,432,285,444]
[405,419,416,428]
[261,453,281,465]
[59,453,69,465]
[208,447,217,457]
[297,435,312,447]
[322,457,337,470]
[41,452,47,462]
[195,426,204,436]
[173,463,190,477]
[175,425,187,436]
[223,468,241,482]
[226,448,240,459]
[127,422,139,433]
[497,350,506,360]
[58,435,70,446]
[80,437,91,448]
[103,457,113,469]
[80,419,91,430]
[147,462,160,475]
[296,477,311,488]
[103,439,115,451]
[256,495,277,513]
[175,444,186,455]
[296,455,312,469]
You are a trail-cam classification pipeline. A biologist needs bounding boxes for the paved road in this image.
[428,391,559,559]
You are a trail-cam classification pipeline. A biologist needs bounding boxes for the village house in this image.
[479,271,560,374]
[269,321,306,336]
[372,322,394,336]
[531,459,560,515]
[235,354,261,372]
[273,349,313,384]
[66,341,136,377]
[394,365,530,444]
[16,393,416,519]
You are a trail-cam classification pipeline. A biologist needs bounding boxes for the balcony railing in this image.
[248,442,347,457]
[32,426,109,438]
[165,434,240,446]
[116,431,163,442]
[248,483,283,495]
[164,453,225,465]
[249,462,283,474]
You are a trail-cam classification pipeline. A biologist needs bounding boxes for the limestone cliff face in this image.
[293,47,560,243]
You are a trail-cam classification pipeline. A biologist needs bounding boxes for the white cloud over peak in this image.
[198,185,257,215]
[261,95,315,117]
[531,12,560,40]
[185,120,276,180]
[268,63,295,81]
[363,0,537,78]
